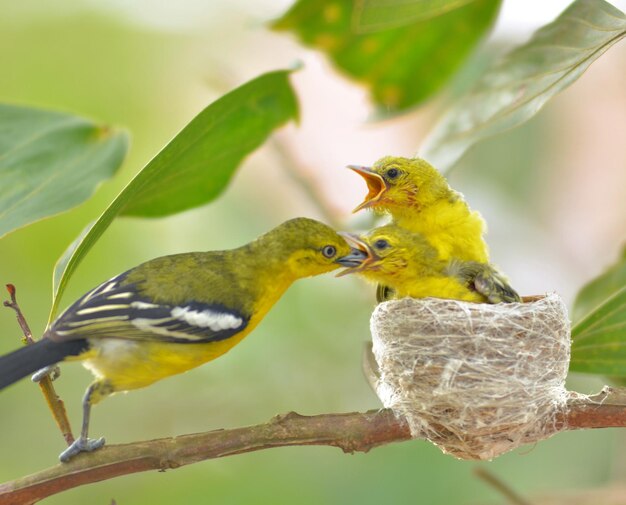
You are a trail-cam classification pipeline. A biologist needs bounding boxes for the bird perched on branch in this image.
[0,218,365,462]
[347,156,511,301]
[339,225,520,304]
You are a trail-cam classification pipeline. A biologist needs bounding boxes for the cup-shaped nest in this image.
[370,293,571,460]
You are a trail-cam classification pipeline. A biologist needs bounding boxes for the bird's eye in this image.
[322,245,337,258]
[374,239,389,250]
[386,168,400,179]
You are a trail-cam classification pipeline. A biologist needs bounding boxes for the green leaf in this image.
[571,286,626,376]
[422,0,626,171]
[120,71,298,217]
[50,70,298,320]
[572,246,626,324]
[354,0,479,31]
[0,104,128,239]
[273,0,501,112]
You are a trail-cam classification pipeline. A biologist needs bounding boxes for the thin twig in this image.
[521,295,545,303]
[3,284,74,446]
[1,389,625,505]
[272,139,345,229]
[474,467,533,505]
[3,285,34,345]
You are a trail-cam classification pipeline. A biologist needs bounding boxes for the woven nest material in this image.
[370,293,571,460]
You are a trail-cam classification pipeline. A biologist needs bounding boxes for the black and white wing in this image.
[48,272,249,344]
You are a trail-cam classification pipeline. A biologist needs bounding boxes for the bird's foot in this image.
[59,436,106,462]
[31,365,61,382]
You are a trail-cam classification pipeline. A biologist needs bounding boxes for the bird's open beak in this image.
[334,246,368,268]
[347,165,387,213]
[335,232,377,277]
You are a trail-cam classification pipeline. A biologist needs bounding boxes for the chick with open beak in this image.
[336,232,378,277]
[347,157,489,266]
[337,226,520,304]
[347,165,388,213]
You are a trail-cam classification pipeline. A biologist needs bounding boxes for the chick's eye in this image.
[374,239,389,250]
[386,168,399,179]
[322,245,337,258]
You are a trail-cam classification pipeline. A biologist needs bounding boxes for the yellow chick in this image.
[348,156,489,263]
[339,225,520,304]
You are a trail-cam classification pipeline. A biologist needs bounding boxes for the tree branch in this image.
[0,410,410,505]
[2,388,625,505]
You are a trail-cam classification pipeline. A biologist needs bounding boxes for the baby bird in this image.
[339,225,520,304]
[348,156,489,263]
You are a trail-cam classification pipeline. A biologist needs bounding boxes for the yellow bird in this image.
[339,225,520,304]
[0,217,365,461]
[347,156,517,302]
[348,156,489,263]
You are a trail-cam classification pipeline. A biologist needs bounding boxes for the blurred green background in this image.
[1,1,625,503]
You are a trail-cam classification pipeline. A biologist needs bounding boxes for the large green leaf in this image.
[50,70,298,320]
[573,247,626,324]
[422,0,626,171]
[273,0,500,112]
[354,0,479,31]
[0,104,128,239]
[571,286,626,376]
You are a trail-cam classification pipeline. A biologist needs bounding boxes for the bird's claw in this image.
[59,436,105,462]
[31,365,61,382]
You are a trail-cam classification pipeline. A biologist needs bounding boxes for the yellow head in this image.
[254,217,367,279]
[337,225,440,284]
[348,156,451,213]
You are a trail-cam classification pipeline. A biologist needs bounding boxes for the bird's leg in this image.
[31,365,61,382]
[376,284,394,302]
[59,382,109,462]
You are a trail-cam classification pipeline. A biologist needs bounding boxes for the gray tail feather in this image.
[0,338,88,390]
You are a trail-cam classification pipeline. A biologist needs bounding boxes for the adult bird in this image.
[0,217,365,462]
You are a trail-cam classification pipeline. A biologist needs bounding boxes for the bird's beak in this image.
[335,232,377,277]
[347,165,387,213]
[334,246,368,268]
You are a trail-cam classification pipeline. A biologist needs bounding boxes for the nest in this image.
[370,293,571,460]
